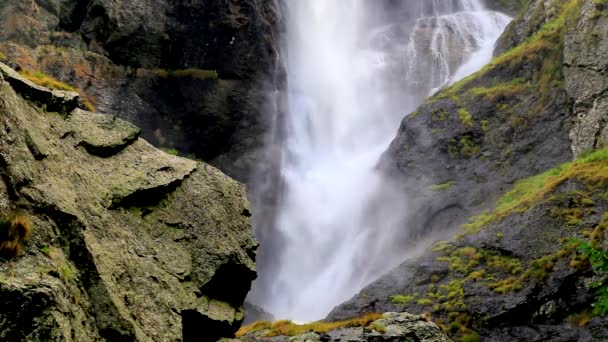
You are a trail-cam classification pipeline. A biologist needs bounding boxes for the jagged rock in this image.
[0,62,257,341]
[0,63,81,114]
[67,109,141,158]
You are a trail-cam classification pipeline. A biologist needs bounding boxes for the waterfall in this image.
[249,0,511,322]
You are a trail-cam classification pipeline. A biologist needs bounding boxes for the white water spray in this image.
[250,0,511,322]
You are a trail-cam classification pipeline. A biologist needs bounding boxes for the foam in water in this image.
[250,0,511,322]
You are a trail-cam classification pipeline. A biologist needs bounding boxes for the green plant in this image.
[458,108,473,127]
[417,298,434,306]
[161,148,180,156]
[578,241,608,315]
[390,294,415,304]
[461,330,481,342]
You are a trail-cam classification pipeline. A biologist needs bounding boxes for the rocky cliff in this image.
[0,0,281,183]
[328,0,608,341]
[0,62,257,341]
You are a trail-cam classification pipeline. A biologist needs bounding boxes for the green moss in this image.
[470,78,531,101]
[370,322,387,333]
[431,181,457,192]
[461,330,481,342]
[433,0,581,102]
[417,298,434,306]
[161,148,180,156]
[40,245,51,257]
[462,147,608,234]
[489,240,583,295]
[432,110,451,121]
[458,108,473,127]
[480,120,489,132]
[448,135,481,159]
[59,264,75,283]
[390,294,415,305]
[431,241,454,252]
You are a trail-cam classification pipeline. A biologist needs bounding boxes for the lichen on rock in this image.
[0,62,257,341]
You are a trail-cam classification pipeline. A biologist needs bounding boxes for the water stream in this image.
[250,0,511,322]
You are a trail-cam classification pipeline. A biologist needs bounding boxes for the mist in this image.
[248,0,511,322]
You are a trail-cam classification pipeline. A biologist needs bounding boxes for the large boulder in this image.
[0,62,257,341]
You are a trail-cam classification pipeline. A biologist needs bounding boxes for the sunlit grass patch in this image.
[236,313,383,337]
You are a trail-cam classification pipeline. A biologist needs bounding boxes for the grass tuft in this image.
[236,313,383,338]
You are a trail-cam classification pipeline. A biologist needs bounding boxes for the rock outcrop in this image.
[564,0,608,157]
[328,0,608,341]
[0,62,257,341]
[236,312,451,342]
[0,0,282,182]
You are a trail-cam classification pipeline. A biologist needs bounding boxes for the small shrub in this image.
[578,241,608,315]
[390,294,415,304]
[0,213,33,258]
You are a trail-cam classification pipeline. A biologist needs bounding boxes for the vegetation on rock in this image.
[577,240,608,315]
[19,69,96,112]
[236,313,382,337]
[0,213,32,258]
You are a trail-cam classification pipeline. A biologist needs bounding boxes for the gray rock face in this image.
[564,0,608,156]
[0,62,257,341]
[330,176,608,341]
[328,0,608,341]
[0,0,282,182]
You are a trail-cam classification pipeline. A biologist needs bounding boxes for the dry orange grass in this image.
[236,313,383,338]
[0,213,33,257]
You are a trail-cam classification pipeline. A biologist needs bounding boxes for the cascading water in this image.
[249,0,512,322]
